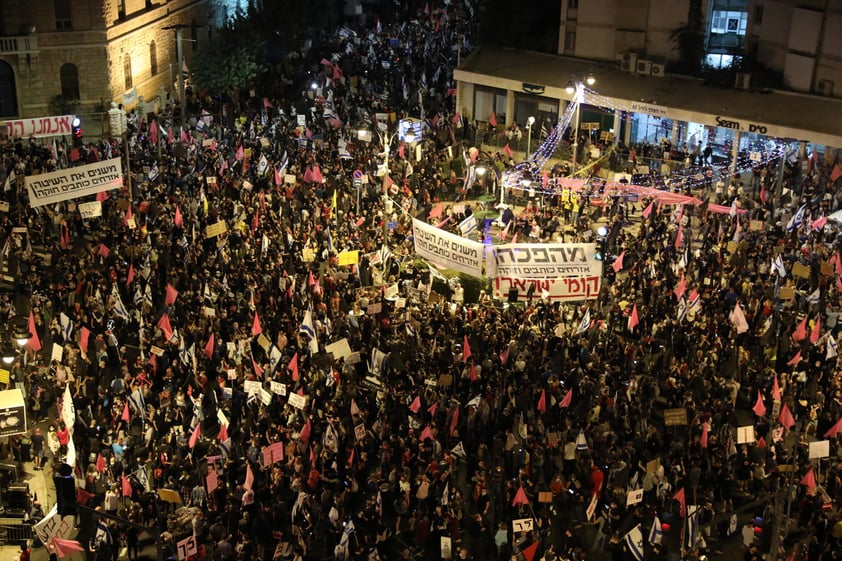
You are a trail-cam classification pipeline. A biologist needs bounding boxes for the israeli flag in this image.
[459,214,477,236]
[148,162,159,182]
[828,333,838,360]
[575,430,588,451]
[128,388,145,413]
[299,309,319,354]
[786,204,807,232]
[258,154,269,175]
[648,516,663,545]
[676,297,687,322]
[277,150,289,176]
[624,524,645,561]
[59,312,74,343]
[574,308,591,335]
[112,284,129,319]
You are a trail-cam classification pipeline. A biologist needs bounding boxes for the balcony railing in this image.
[0,36,38,55]
[708,33,744,51]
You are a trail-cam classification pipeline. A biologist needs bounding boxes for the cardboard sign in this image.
[271,381,286,395]
[749,220,764,231]
[337,250,359,266]
[440,537,452,560]
[366,302,382,315]
[645,458,661,474]
[821,261,834,277]
[809,439,830,459]
[736,425,755,444]
[780,286,795,300]
[626,488,644,506]
[288,392,307,410]
[260,388,273,406]
[78,201,103,219]
[205,220,228,238]
[792,262,811,279]
[354,423,367,441]
[538,491,553,503]
[261,442,285,466]
[51,343,63,363]
[244,380,262,395]
[663,408,687,426]
[511,518,533,533]
[325,338,353,360]
[177,536,198,561]
[346,351,361,365]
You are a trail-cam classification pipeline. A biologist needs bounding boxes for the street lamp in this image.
[565,73,596,175]
[526,116,535,157]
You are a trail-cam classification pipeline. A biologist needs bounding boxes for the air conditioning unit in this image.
[650,63,665,77]
[636,60,652,75]
[817,79,834,96]
[620,52,638,72]
[735,72,751,90]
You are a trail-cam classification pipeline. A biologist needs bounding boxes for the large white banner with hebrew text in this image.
[26,158,123,207]
[412,218,484,277]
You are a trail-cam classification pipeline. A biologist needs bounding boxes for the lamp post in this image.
[108,102,132,199]
[566,73,596,175]
[163,24,191,128]
[526,115,535,157]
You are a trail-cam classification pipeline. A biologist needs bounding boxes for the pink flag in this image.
[489,112,497,127]
[521,542,539,561]
[96,453,106,473]
[824,418,842,438]
[263,97,272,109]
[503,143,513,159]
[398,143,405,159]
[299,419,311,444]
[779,403,796,430]
[157,314,173,340]
[289,352,299,381]
[236,144,244,161]
[121,475,133,497]
[674,226,683,249]
[218,423,229,442]
[500,347,510,365]
[165,284,179,306]
[251,358,263,378]
[641,201,653,219]
[204,333,214,359]
[831,164,842,183]
[730,302,749,334]
[813,216,828,230]
[189,423,201,448]
[559,389,572,408]
[347,447,355,466]
[772,375,782,401]
[611,251,625,273]
[303,167,314,183]
[419,425,433,441]
[127,264,135,286]
[149,120,158,145]
[167,125,173,144]
[757,436,766,448]
[427,402,438,415]
[80,327,90,354]
[673,487,686,517]
[792,317,808,342]
[752,391,766,417]
[174,206,183,227]
[801,468,817,495]
[244,464,254,491]
[98,243,110,258]
[449,406,459,436]
[409,396,421,413]
[537,390,546,413]
[121,402,130,422]
[462,334,471,361]
[700,423,708,448]
[512,486,529,506]
[251,312,262,336]
[274,166,283,186]
[628,304,640,331]
[312,165,324,184]
[429,204,444,219]
[673,273,686,301]
[25,311,41,352]
[810,316,821,344]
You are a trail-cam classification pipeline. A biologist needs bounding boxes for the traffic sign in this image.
[353,170,363,179]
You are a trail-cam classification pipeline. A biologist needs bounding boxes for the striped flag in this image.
[299,309,319,354]
[648,516,663,545]
[624,524,644,561]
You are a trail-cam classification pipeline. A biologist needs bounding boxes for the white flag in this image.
[574,308,591,335]
[648,516,663,545]
[624,524,645,561]
[828,333,838,360]
[729,302,749,334]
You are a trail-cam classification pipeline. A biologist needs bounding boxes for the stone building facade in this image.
[0,0,208,121]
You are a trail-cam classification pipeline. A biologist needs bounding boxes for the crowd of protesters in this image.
[1,2,842,561]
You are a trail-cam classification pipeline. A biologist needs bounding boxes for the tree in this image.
[670,0,706,75]
[191,29,266,98]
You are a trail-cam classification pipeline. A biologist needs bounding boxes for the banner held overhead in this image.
[412,218,484,277]
[25,158,123,207]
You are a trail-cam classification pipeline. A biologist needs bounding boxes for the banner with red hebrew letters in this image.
[1,114,74,138]
[493,275,601,302]
[486,242,600,280]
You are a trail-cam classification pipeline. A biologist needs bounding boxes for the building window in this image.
[568,0,578,8]
[123,53,133,90]
[117,0,125,19]
[753,5,763,24]
[564,31,576,53]
[60,63,79,99]
[149,41,158,76]
[711,10,748,35]
[0,61,18,118]
[55,0,72,30]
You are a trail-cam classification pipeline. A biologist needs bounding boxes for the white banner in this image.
[412,218,484,277]
[26,158,123,207]
[1,114,74,138]
[34,505,75,544]
[486,242,600,280]
[493,275,601,302]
